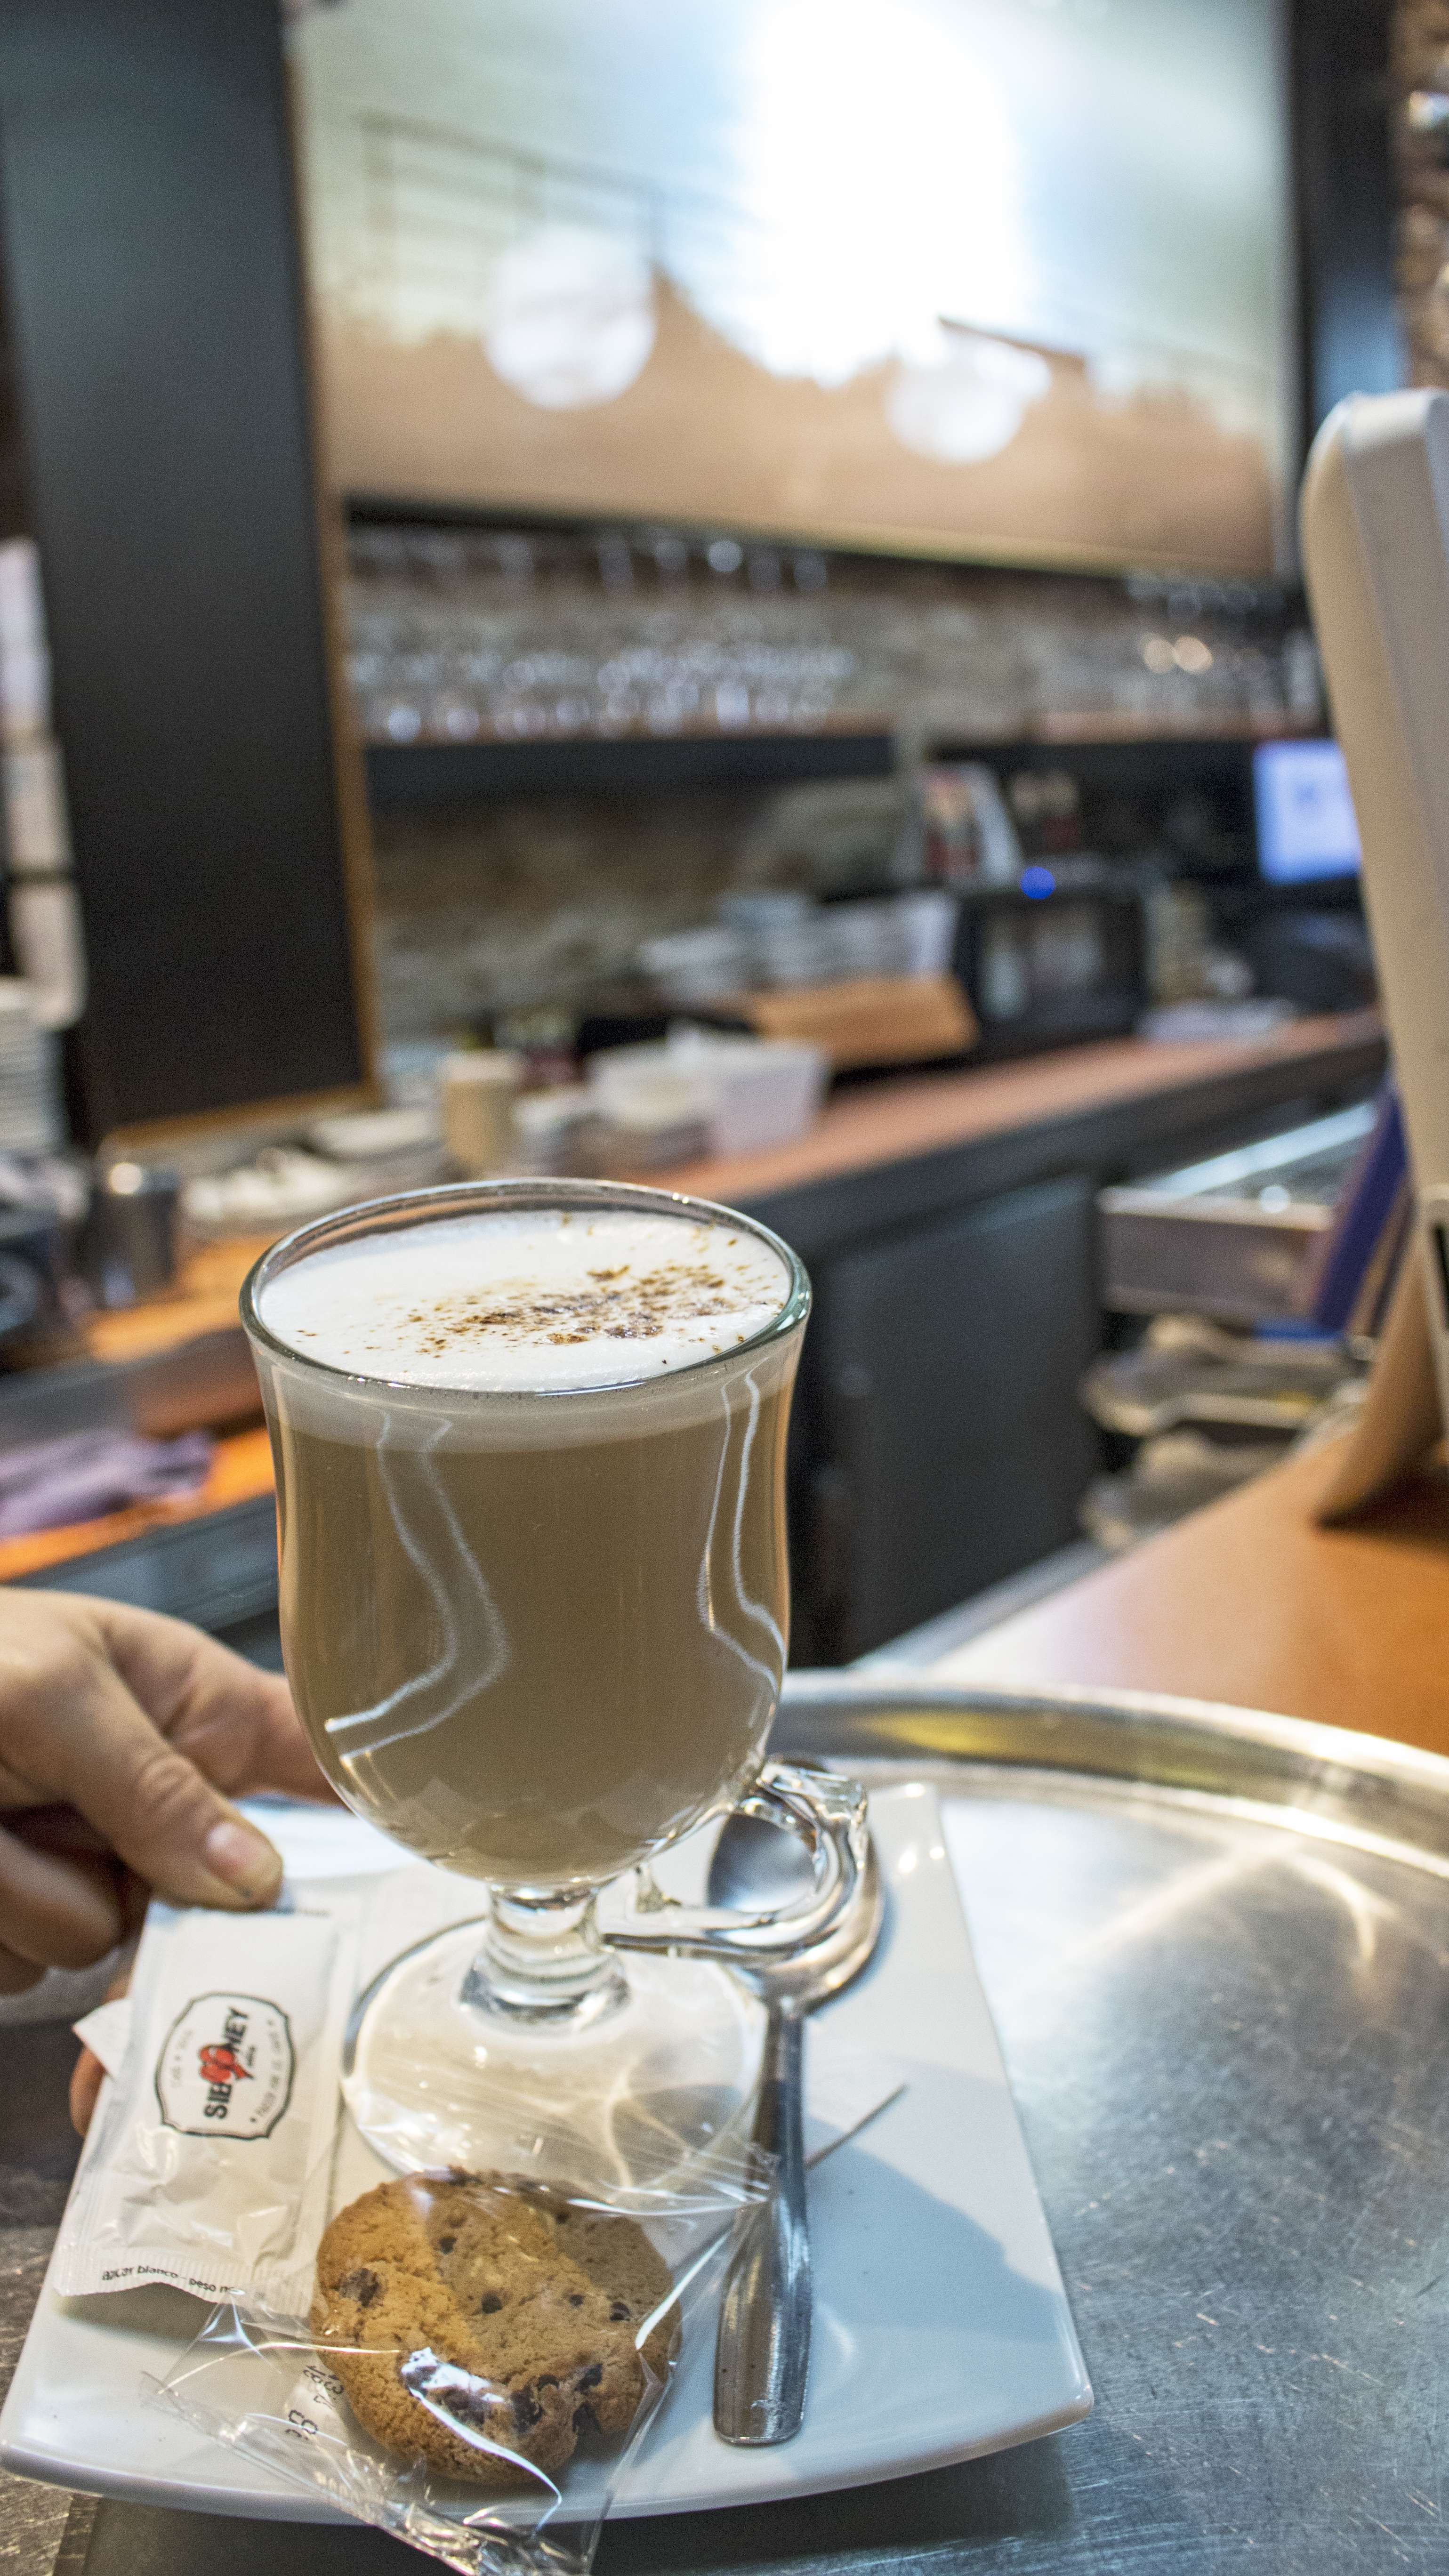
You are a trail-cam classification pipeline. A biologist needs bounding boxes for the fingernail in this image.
[202,1816,283,1905]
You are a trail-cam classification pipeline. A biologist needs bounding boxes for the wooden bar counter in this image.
[662,1007,1385,1232]
[0,1008,1387,1659]
[934,1434,1449,1759]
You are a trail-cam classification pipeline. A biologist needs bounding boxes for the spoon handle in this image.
[713,2005,810,2446]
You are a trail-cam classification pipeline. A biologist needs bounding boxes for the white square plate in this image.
[0,1783,1090,2520]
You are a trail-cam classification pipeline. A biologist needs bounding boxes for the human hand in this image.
[0,1588,328,2007]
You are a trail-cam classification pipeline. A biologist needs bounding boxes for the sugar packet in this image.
[53,1890,359,2315]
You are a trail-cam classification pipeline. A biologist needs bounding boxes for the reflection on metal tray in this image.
[1099,1099,1376,1321]
[762,1673,1449,2575]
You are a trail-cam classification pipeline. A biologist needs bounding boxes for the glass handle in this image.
[604,1763,868,1965]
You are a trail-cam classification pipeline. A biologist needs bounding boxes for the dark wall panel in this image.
[0,0,367,1139]
[1293,0,1401,444]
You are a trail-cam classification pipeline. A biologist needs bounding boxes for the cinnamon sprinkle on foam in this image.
[259,1209,791,1392]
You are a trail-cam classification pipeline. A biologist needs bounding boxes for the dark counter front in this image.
[668,1012,1384,1659]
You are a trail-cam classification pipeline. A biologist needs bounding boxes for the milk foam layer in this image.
[257,1207,793,1393]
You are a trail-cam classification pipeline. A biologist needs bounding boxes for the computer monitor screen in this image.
[1253,739,1362,886]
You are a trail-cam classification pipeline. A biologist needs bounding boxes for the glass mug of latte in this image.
[242,1179,863,2181]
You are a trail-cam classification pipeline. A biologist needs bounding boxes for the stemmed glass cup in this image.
[242,1179,864,2189]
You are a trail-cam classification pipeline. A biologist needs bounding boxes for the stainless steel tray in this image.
[38,1675,1449,2576]
[770,1675,1449,2572]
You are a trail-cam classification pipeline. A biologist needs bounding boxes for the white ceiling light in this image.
[886,326,1052,466]
[483,224,656,411]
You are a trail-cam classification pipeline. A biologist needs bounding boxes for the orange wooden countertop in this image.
[0,1423,276,1584]
[0,1012,1382,1588]
[659,1009,1384,1206]
[934,1435,1449,1759]
[66,1014,1385,1377]
[79,1235,273,1366]
[0,1239,278,1585]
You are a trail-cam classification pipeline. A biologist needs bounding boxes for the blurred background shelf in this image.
[362,728,898,805]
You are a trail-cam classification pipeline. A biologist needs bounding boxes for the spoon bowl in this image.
[707,1805,885,2008]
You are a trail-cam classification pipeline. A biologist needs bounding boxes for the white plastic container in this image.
[698,1037,828,1155]
[589,1031,827,1158]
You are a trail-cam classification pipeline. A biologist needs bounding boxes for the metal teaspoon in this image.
[706,1804,884,2447]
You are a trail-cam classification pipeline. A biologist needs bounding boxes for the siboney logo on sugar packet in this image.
[156,1992,295,2140]
[55,1894,358,2314]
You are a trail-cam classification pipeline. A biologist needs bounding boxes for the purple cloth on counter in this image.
[0,1429,216,1539]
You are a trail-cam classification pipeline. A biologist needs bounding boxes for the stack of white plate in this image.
[0,980,61,1153]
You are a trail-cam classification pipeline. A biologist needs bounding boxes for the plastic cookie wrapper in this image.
[146,2165,767,2576]
[145,2059,909,2576]
[53,1888,361,2313]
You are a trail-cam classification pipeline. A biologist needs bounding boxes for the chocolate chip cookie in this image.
[311,2173,676,2489]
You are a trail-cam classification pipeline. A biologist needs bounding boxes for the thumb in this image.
[22,1654,283,1910]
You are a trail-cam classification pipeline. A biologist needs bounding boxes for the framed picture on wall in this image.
[291,0,1295,576]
